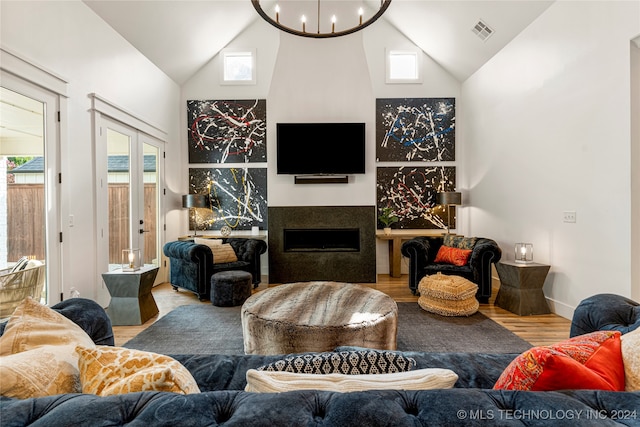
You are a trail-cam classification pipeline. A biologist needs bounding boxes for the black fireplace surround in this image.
[268,206,376,283]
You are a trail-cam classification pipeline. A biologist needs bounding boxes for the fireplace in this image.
[268,206,376,283]
[283,229,360,252]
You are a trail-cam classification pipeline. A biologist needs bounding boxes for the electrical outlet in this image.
[563,211,576,223]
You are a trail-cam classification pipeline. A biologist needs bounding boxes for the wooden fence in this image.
[7,183,157,264]
[6,184,45,261]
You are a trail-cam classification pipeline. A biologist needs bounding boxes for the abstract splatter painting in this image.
[189,167,267,230]
[376,98,455,162]
[188,99,267,163]
[376,166,456,229]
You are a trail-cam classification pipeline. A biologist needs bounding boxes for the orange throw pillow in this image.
[434,245,472,266]
[493,331,624,391]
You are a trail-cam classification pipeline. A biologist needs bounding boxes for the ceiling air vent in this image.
[472,20,494,41]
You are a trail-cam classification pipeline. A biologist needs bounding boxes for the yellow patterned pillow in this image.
[76,345,201,395]
[0,297,95,398]
[210,243,238,264]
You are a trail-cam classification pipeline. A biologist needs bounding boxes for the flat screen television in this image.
[277,123,366,175]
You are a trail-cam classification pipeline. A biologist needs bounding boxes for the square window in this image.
[221,49,256,85]
[386,49,422,84]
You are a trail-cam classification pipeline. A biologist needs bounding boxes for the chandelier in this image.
[251,0,392,39]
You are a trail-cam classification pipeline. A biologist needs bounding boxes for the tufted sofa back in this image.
[2,387,637,426]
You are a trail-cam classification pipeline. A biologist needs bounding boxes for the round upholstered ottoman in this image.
[241,281,398,355]
[211,270,253,307]
[418,273,479,317]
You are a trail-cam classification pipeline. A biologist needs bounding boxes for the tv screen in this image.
[277,123,366,175]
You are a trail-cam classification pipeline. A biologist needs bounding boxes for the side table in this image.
[495,261,551,316]
[376,230,443,278]
[102,265,159,326]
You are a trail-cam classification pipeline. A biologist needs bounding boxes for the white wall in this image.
[181,17,461,275]
[1,1,180,305]
[632,37,640,302]
[10,1,631,315]
[462,1,640,318]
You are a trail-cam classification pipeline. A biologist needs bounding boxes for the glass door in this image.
[106,125,132,271]
[0,76,60,307]
[139,140,159,268]
[101,118,161,275]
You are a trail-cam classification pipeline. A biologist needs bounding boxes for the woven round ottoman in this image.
[418,273,479,317]
[241,281,398,355]
[211,270,252,307]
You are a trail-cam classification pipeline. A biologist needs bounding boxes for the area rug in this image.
[124,303,532,355]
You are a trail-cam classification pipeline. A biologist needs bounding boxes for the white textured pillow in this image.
[621,327,640,391]
[0,297,95,355]
[193,237,223,247]
[245,368,458,393]
[25,259,44,270]
[1,345,82,398]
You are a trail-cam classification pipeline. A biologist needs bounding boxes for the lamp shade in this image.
[182,194,209,209]
[436,192,462,206]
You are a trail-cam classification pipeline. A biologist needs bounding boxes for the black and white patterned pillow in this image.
[257,350,416,375]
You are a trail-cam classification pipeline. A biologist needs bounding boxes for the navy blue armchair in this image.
[163,238,267,301]
[401,236,501,303]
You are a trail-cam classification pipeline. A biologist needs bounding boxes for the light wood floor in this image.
[112,275,572,348]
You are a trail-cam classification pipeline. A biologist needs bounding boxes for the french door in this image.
[0,71,61,305]
[96,116,163,279]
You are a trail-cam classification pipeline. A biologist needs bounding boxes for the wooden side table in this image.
[495,261,551,316]
[376,230,443,278]
[102,265,159,326]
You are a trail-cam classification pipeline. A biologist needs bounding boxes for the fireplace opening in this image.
[283,228,360,252]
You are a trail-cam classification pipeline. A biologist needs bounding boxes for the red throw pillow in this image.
[434,245,472,266]
[493,331,624,391]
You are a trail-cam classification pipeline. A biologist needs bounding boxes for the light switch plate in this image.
[563,211,576,223]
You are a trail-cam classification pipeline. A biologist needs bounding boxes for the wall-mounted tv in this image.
[277,123,366,175]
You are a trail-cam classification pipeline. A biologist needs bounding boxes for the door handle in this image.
[139,229,150,234]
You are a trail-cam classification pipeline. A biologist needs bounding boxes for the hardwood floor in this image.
[112,275,572,347]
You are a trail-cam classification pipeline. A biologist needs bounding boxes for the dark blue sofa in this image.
[1,296,639,426]
[163,238,267,301]
[570,293,640,337]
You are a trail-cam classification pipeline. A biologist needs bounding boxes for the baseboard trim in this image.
[546,298,574,320]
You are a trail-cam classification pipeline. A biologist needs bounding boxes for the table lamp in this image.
[436,191,462,234]
[182,194,210,236]
[515,243,534,263]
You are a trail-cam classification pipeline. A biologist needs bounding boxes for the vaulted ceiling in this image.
[83,0,553,85]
